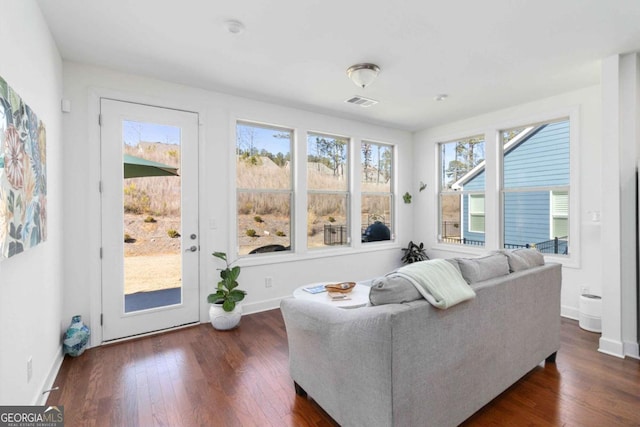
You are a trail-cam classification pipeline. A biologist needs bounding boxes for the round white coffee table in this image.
[293,282,371,309]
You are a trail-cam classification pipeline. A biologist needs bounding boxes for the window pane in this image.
[553,218,569,239]
[501,118,570,256]
[503,191,568,254]
[237,192,291,255]
[361,141,393,244]
[440,193,461,243]
[361,142,392,192]
[307,133,348,191]
[307,193,348,248]
[438,136,485,247]
[469,194,484,213]
[503,120,569,189]
[236,122,291,190]
[469,214,485,233]
[361,194,392,242]
[552,191,568,215]
[307,133,349,249]
[439,136,485,192]
[236,122,292,257]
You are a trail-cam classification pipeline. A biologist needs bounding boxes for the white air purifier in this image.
[579,294,602,333]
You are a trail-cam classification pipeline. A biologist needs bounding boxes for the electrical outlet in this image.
[27,356,32,383]
[580,286,589,296]
[265,277,273,288]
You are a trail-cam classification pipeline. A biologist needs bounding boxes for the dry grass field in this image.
[122,141,182,294]
[237,156,390,253]
[124,253,180,293]
[123,213,182,293]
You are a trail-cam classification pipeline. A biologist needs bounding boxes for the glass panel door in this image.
[101,99,199,341]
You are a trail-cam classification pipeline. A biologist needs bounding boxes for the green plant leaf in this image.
[228,266,241,281]
[222,299,235,312]
[212,252,227,262]
[228,290,246,302]
[207,291,225,304]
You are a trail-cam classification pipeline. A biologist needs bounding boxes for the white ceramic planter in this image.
[209,303,243,330]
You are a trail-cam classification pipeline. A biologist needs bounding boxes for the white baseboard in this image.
[624,340,640,359]
[34,348,64,406]
[242,297,285,315]
[561,305,579,320]
[598,337,625,358]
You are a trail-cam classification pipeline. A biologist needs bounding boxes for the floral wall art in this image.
[0,75,47,260]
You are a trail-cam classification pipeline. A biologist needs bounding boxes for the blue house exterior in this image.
[454,120,570,254]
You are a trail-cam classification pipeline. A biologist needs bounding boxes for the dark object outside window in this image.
[362,221,390,242]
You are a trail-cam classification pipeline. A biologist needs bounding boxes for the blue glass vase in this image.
[63,315,90,357]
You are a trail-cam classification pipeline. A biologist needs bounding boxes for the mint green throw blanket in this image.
[393,259,476,309]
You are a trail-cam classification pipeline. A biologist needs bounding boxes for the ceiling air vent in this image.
[345,95,379,108]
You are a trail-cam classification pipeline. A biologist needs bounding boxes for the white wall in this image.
[61,62,413,344]
[412,86,604,333]
[0,1,63,405]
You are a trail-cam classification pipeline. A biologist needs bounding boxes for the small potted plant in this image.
[401,241,429,264]
[207,251,247,330]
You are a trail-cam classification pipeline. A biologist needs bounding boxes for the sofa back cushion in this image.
[369,274,422,305]
[369,259,461,305]
[456,253,510,284]
[499,248,545,272]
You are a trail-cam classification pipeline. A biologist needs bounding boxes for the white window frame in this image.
[499,116,574,260]
[430,108,579,267]
[361,141,395,243]
[307,131,351,249]
[235,120,294,257]
[437,135,486,247]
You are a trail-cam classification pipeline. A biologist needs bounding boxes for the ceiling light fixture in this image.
[346,63,380,89]
[224,20,245,35]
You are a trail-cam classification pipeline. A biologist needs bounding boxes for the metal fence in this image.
[440,237,485,246]
[504,236,568,254]
[324,224,348,245]
[441,221,461,238]
[441,220,568,254]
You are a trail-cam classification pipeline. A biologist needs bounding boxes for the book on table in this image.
[328,291,351,300]
[303,284,327,294]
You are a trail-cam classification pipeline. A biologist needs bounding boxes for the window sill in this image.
[431,243,487,257]
[235,241,401,268]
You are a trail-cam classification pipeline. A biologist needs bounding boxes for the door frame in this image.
[87,89,206,345]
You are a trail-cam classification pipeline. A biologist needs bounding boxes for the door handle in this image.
[186,245,198,252]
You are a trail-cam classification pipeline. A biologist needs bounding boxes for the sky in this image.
[236,123,290,155]
[123,120,181,146]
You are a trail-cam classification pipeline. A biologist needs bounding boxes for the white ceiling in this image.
[37,0,640,131]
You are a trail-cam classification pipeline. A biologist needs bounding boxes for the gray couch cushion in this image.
[369,274,422,305]
[500,248,545,272]
[456,253,510,284]
[369,259,462,305]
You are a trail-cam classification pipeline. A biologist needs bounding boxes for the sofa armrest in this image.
[280,298,408,426]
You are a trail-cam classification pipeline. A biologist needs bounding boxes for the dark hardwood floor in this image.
[48,312,640,426]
